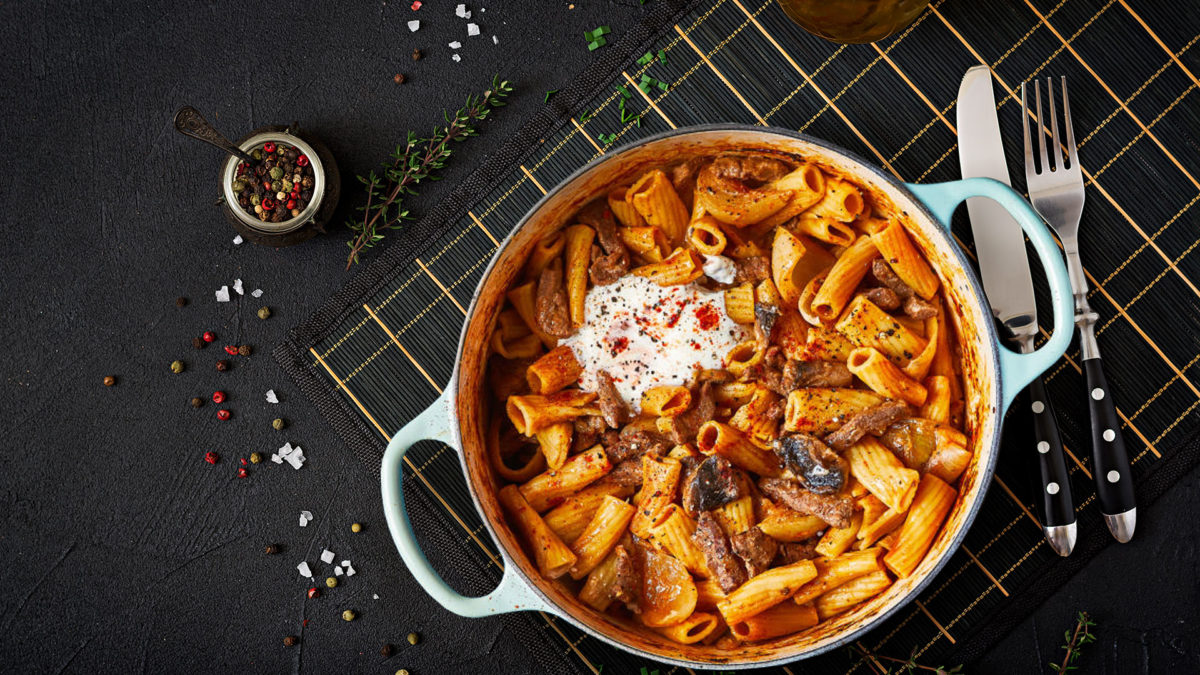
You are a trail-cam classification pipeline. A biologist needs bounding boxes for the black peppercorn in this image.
[412,47,422,60]
[380,643,394,657]
[103,375,116,386]
[238,344,252,357]
[190,397,204,409]
[265,544,279,555]
[192,337,205,349]
[283,635,298,647]
[175,296,188,307]
[393,73,405,84]
[216,359,230,372]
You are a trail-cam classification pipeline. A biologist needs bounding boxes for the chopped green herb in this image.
[638,80,651,93]
[658,49,667,64]
[595,25,611,35]
[617,85,631,99]
[584,29,595,40]
[636,115,643,127]
[578,108,595,123]
[637,51,654,66]
[544,90,558,102]
[587,36,607,50]
[657,80,669,91]
[598,132,617,145]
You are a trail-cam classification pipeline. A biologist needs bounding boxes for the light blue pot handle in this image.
[906,178,1073,413]
[380,387,553,617]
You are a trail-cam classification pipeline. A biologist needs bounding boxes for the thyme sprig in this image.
[345,75,513,269]
[1050,611,1097,672]
[849,645,963,674]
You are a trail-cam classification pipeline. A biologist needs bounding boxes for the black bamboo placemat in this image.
[276,0,1200,671]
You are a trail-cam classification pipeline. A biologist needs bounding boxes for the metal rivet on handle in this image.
[1047,482,1060,495]
[1092,388,1105,400]
[1107,470,1120,483]
[1102,429,1115,441]
[1037,441,1050,454]
[1032,401,1045,413]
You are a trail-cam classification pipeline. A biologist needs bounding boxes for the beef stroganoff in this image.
[487,152,968,648]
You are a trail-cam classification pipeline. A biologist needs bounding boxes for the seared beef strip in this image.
[708,155,791,185]
[589,248,629,286]
[824,400,910,451]
[692,512,747,593]
[685,456,747,513]
[607,458,645,487]
[612,545,641,613]
[865,287,901,311]
[733,256,771,285]
[759,477,854,529]
[535,265,572,338]
[775,433,847,495]
[670,159,705,210]
[871,258,937,319]
[580,201,631,286]
[754,302,780,347]
[595,370,631,429]
[775,539,819,565]
[730,526,779,578]
[603,428,669,465]
[782,359,854,389]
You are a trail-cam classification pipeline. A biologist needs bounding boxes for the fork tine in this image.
[1034,79,1049,175]
[1021,82,1036,179]
[1060,76,1079,171]
[1047,78,1063,172]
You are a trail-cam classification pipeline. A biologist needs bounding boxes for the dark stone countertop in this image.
[0,0,1196,672]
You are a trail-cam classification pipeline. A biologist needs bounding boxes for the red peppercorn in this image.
[296,154,309,167]
[203,331,217,343]
[263,142,276,153]
[240,457,248,466]
[262,198,276,210]
[237,467,248,478]
[205,451,219,464]
[286,199,296,210]
[411,0,422,9]
[223,345,239,355]
[212,391,226,403]
[217,409,231,421]
[263,181,272,191]
[307,587,321,599]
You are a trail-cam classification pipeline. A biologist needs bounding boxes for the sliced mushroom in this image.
[688,455,747,512]
[774,433,847,495]
[754,301,780,347]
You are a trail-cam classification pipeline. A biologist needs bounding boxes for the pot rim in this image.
[447,123,1003,667]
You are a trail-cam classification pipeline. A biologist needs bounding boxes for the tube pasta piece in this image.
[535,422,573,471]
[772,228,835,306]
[883,474,956,578]
[728,387,782,443]
[813,511,862,557]
[697,421,783,478]
[711,494,756,538]
[498,484,577,579]
[653,611,721,645]
[631,455,683,538]
[506,390,600,435]
[695,576,729,610]
[794,215,856,246]
[812,236,879,321]
[688,215,728,255]
[648,504,709,577]
[618,225,670,263]
[871,220,939,300]
[791,549,885,605]
[716,559,818,625]
[901,313,940,381]
[526,345,582,394]
[729,601,819,642]
[491,329,542,359]
[846,438,920,514]
[835,295,928,366]
[487,417,547,483]
[506,282,558,349]
[641,547,699,627]
[923,427,972,483]
[569,495,636,579]
[526,231,565,279]
[641,386,692,418]
[783,388,884,435]
[797,271,827,326]
[544,481,636,545]
[607,186,645,228]
[801,325,854,362]
[578,546,621,611]
[855,495,907,550]
[627,169,690,245]
[723,283,756,325]
[813,569,891,620]
[632,248,705,286]
[756,507,826,542]
[724,341,764,378]
[805,177,864,223]
[519,445,613,512]
[754,164,827,230]
[774,309,812,361]
[714,381,758,408]
[564,225,595,327]
[919,375,951,425]
[847,348,928,406]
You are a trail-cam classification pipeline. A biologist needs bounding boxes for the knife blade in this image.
[957,65,1077,556]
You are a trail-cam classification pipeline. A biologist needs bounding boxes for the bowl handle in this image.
[380,388,553,617]
[905,178,1073,413]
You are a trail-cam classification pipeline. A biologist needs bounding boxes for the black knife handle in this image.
[1027,374,1076,528]
[1084,356,1136,516]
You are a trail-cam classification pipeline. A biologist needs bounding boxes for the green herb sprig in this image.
[1050,611,1097,672]
[849,645,963,674]
[345,75,513,269]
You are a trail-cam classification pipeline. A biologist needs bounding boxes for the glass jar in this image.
[777,0,930,44]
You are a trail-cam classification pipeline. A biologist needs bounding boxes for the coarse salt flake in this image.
[455,3,469,17]
[233,279,244,295]
[341,560,352,567]
[215,286,230,302]
[407,20,420,31]
[492,35,498,44]
[320,549,335,564]
[334,566,344,576]
[299,510,313,526]
[297,561,313,578]
[266,389,279,404]
[467,23,480,36]
[271,453,283,464]
[345,565,356,577]
[448,41,461,49]
[233,235,243,245]
[251,288,263,298]
[452,54,461,62]
[285,448,305,470]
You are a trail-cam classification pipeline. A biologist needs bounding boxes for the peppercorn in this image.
[216,359,230,372]
[269,166,284,180]
[170,360,185,374]
[342,610,356,622]
[217,409,231,421]
[396,670,409,675]
[203,331,216,343]
[283,635,298,647]
[252,149,263,161]
[380,643,394,657]
[238,344,252,356]
[263,142,277,153]
[190,397,204,408]
[326,576,338,588]
[393,73,405,84]
[224,345,239,355]
[308,587,321,599]
[192,337,205,349]
[412,47,422,60]
[407,632,419,645]
[237,467,248,478]
[257,306,271,320]
[351,523,363,533]
[272,418,285,430]
[212,391,226,404]
[265,544,280,555]
[250,452,263,464]
[176,296,188,307]
[204,451,219,464]
[103,375,116,386]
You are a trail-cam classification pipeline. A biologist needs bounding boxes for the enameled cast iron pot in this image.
[380,125,1074,668]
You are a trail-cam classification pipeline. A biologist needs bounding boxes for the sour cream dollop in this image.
[563,275,749,411]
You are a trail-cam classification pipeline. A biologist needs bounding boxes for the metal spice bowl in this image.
[219,124,340,247]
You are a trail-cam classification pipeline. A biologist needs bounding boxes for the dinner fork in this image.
[1021,77,1136,543]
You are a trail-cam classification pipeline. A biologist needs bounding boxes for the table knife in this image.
[957,66,1077,556]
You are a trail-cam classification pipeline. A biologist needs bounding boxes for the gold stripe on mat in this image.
[674,24,767,124]
[363,304,443,393]
[913,599,955,644]
[467,210,501,247]
[571,117,606,154]
[961,545,1008,596]
[415,258,468,316]
[1120,0,1200,86]
[622,71,678,128]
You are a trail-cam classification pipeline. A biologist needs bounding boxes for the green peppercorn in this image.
[270,180,282,193]
[281,179,293,192]
[257,306,271,320]
[272,418,285,430]
[103,375,116,386]
[232,179,247,192]
[406,632,419,645]
[191,397,204,408]
[326,577,338,588]
[250,193,262,205]
[396,670,409,675]
[269,166,284,180]
[283,635,298,646]
[342,609,356,622]
[250,452,263,464]
[252,148,263,160]
[170,360,185,374]
[351,522,363,533]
